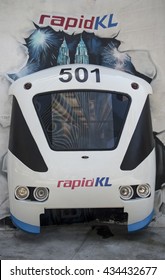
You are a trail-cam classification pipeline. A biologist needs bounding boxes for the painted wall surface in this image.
[0,0,165,225]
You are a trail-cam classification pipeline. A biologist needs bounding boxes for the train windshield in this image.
[33,90,131,151]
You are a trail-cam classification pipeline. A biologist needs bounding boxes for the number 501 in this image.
[59,67,100,83]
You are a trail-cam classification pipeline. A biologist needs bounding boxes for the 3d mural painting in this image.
[0,0,165,226]
[7,24,155,84]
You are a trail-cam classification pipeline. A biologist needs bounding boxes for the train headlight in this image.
[15,186,29,200]
[33,187,49,202]
[137,184,151,198]
[120,185,133,200]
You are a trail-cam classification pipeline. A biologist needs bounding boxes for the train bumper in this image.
[10,209,154,234]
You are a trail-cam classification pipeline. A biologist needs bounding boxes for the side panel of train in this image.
[8,65,156,233]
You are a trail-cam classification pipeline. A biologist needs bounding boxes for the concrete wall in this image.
[0,0,165,225]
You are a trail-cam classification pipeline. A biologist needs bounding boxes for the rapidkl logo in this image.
[57,177,112,190]
[38,14,118,31]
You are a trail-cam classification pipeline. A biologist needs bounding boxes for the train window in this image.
[33,90,131,151]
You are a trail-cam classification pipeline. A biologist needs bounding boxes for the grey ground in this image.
[0,219,165,260]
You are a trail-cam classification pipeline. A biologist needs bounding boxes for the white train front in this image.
[7,64,156,233]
